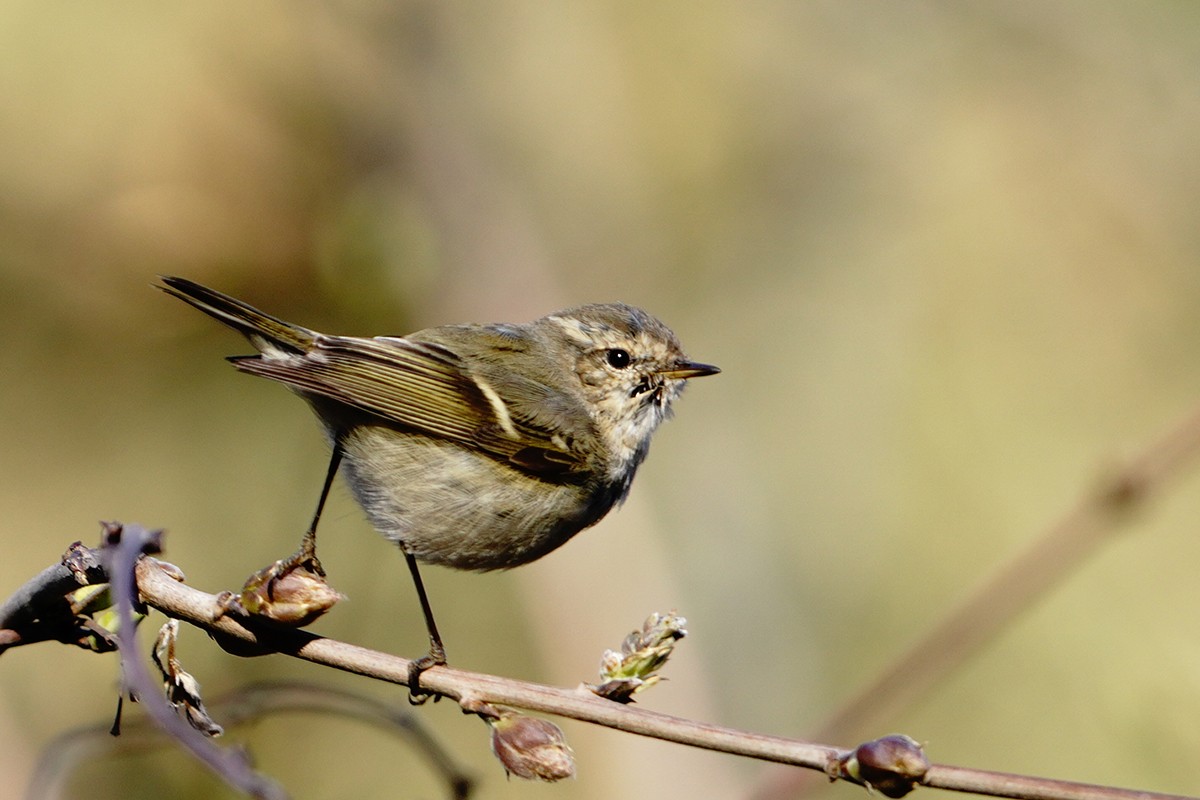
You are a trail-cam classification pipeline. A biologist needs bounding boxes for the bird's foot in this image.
[407,644,447,705]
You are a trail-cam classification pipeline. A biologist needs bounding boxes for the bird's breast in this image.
[338,425,623,571]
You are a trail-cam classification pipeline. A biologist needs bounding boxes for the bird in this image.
[158,277,718,692]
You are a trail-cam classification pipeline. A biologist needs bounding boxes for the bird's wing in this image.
[231,334,588,476]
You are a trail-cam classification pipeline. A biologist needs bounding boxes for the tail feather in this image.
[157,276,316,354]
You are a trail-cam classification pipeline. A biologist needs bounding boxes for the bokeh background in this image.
[3,2,1200,798]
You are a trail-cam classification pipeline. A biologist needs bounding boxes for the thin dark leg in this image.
[298,443,344,571]
[273,442,343,581]
[405,551,447,703]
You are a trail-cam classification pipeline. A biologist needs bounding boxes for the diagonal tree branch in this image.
[752,404,1200,800]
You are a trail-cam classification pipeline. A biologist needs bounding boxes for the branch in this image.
[826,404,1200,740]
[107,526,286,800]
[135,558,837,767]
[132,557,1199,800]
[0,541,109,651]
[26,682,473,800]
[4,523,1196,799]
[753,403,1200,800]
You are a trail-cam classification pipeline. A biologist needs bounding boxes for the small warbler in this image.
[159,277,718,688]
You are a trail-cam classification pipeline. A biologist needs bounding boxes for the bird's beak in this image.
[660,360,721,380]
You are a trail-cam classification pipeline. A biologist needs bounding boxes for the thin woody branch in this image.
[753,403,1200,800]
[129,557,1198,800]
[134,558,838,767]
[815,403,1200,746]
[26,681,473,800]
[0,540,110,651]
[107,526,286,800]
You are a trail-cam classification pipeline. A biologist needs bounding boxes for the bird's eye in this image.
[605,348,632,369]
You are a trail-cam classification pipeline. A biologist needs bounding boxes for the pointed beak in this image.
[660,360,721,380]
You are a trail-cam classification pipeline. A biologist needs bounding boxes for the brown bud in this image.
[218,559,342,627]
[834,734,929,798]
[489,714,575,782]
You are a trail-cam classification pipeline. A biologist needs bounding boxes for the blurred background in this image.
[3,2,1200,798]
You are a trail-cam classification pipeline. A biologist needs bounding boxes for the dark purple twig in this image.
[106,523,287,800]
[0,540,110,651]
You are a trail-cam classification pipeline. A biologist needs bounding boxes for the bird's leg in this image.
[404,551,447,704]
[271,443,344,583]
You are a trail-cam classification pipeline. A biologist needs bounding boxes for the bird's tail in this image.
[157,276,317,354]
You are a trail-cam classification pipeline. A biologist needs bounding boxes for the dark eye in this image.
[605,348,631,369]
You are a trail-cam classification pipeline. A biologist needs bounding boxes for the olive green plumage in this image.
[159,277,718,571]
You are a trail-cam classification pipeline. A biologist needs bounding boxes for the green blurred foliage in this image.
[3,2,1200,798]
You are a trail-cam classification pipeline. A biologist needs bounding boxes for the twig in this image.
[213,682,473,798]
[0,563,82,629]
[107,525,287,800]
[0,541,109,651]
[752,404,1200,800]
[133,558,1199,800]
[26,681,473,800]
[136,558,837,767]
[923,765,1193,800]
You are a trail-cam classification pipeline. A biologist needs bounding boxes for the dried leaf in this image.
[152,620,223,736]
